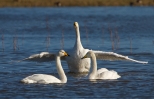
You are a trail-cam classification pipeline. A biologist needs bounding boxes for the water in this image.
[0,7,154,98]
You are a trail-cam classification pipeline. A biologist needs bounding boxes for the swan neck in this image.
[56,56,67,83]
[89,53,97,79]
[74,27,83,49]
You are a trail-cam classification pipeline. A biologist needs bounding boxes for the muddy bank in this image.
[0,0,154,7]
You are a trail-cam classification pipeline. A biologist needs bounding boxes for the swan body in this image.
[82,51,121,79]
[21,74,62,84]
[65,22,90,72]
[22,22,148,73]
[21,50,69,84]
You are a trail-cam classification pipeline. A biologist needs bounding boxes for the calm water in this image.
[0,7,154,98]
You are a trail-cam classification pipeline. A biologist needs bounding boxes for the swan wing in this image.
[22,53,55,62]
[93,50,148,64]
[97,68,108,74]
[19,52,66,62]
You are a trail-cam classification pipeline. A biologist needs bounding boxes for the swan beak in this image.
[64,52,70,56]
[81,55,87,59]
[74,22,78,28]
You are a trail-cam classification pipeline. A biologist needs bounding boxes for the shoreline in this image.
[0,0,154,7]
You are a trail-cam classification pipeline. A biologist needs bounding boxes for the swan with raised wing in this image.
[22,22,148,73]
[82,51,120,80]
[21,50,69,84]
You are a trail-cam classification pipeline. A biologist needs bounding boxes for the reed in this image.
[109,28,114,50]
[102,27,104,44]
[129,37,132,53]
[46,35,50,51]
[84,21,89,47]
[108,27,121,51]
[45,17,51,51]
[13,33,19,51]
[60,24,64,50]
[1,33,4,51]
[21,32,25,46]
[114,28,120,50]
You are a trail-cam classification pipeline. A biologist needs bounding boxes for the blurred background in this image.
[0,0,154,7]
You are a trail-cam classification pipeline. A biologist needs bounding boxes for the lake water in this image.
[0,7,154,98]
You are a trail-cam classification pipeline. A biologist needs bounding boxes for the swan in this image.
[21,22,148,73]
[82,51,121,80]
[21,50,69,84]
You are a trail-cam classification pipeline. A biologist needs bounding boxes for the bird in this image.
[82,51,121,80]
[21,22,148,73]
[21,50,69,84]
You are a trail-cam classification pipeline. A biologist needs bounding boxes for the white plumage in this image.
[22,22,148,73]
[21,74,62,84]
[21,50,69,84]
[82,51,120,80]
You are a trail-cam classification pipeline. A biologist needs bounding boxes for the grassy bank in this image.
[0,0,154,7]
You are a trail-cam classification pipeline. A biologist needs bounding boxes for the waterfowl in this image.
[21,50,69,84]
[82,51,120,80]
[22,22,148,73]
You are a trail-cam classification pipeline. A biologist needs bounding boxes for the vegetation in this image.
[0,0,154,7]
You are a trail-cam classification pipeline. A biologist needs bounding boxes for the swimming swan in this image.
[22,22,148,73]
[21,50,69,84]
[82,51,120,79]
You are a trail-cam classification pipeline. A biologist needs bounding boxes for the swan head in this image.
[74,22,79,29]
[58,50,69,57]
[81,51,94,59]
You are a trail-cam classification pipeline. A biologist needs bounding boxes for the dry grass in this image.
[0,0,154,7]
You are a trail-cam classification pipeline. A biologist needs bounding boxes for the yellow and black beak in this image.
[64,52,70,56]
[74,22,77,27]
[81,55,87,59]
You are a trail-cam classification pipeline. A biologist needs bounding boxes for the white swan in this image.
[65,22,90,72]
[22,22,148,73]
[82,51,121,80]
[21,50,69,84]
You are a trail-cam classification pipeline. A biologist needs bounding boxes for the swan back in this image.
[98,69,121,79]
[21,74,61,84]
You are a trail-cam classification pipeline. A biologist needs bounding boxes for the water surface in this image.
[0,7,154,98]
